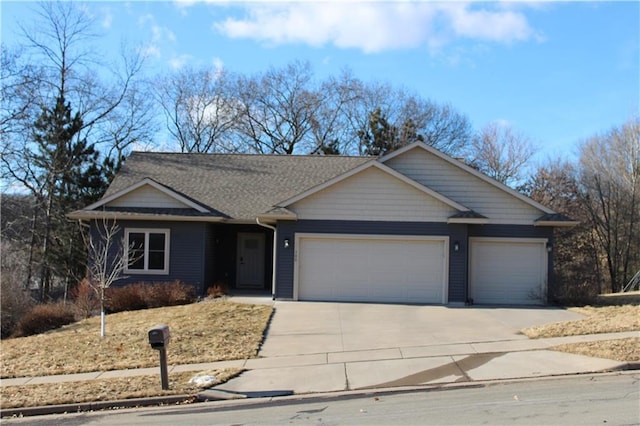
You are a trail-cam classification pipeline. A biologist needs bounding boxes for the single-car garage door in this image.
[469,238,547,305]
[295,234,448,304]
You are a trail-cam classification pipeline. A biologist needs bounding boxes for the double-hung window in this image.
[125,229,170,275]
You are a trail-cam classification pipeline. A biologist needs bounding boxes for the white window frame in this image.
[124,228,170,275]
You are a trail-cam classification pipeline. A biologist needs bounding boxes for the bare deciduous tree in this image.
[526,159,603,302]
[578,117,640,292]
[234,61,319,154]
[156,66,238,153]
[85,219,127,337]
[466,122,537,188]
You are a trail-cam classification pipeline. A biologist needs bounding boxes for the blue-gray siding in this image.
[90,218,554,304]
[105,220,208,294]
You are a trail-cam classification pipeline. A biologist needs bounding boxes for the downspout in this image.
[256,218,277,300]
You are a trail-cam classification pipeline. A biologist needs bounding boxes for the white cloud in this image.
[140,45,161,59]
[100,7,113,29]
[137,14,177,61]
[443,4,535,43]
[212,56,225,76]
[213,2,540,53]
[170,54,194,70]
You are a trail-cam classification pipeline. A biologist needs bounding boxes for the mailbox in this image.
[148,324,170,349]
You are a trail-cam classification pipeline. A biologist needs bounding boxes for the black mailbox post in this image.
[148,324,170,390]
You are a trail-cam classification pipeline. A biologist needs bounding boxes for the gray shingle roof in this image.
[104,152,372,220]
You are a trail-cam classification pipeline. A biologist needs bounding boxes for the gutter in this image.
[256,218,277,300]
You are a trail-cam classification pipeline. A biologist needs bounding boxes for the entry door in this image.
[236,233,265,288]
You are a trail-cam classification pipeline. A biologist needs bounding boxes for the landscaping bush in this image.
[71,278,100,319]
[206,281,228,299]
[105,281,196,313]
[13,303,76,337]
[1,241,34,338]
[105,284,146,313]
[142,281,195,308]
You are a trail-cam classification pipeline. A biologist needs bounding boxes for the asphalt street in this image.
[4,372,639,425]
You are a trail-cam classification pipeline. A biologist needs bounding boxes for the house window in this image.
[125,229,170,275]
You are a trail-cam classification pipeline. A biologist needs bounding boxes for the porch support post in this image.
[256,218,277,300]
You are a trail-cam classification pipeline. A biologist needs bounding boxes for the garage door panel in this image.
[297,235,447,304]
[470,239,546,305]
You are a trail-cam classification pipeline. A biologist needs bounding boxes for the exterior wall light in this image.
[546,242,552,253]
[284,239,290,248]
[453,241,460,252]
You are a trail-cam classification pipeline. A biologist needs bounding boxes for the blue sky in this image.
[2,1,638,161]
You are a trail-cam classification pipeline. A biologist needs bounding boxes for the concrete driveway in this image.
[259,301,585,357]
[212,299,629,396]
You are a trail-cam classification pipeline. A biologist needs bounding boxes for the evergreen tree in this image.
[359,108,424,156]
[30,94,107,299]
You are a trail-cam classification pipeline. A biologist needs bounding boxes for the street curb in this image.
[0,395,196,419]
[2,368,638,419]
[611,361,640,371]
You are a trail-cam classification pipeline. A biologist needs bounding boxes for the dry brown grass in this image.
[521,305,640,339]
[521,304,640,362]
[0,368,241,409]
[553,338,640,363]
[1,300,272,379]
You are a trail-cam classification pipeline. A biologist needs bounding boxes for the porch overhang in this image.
[447,210,489,225]
[255,207,298,224]
[534,213,580,227]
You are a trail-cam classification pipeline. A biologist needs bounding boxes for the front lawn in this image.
[0,300,272,410]
[1,300,272,378]
[521,304,640,362]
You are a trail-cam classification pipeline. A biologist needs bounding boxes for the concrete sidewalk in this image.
[2,330,637,391]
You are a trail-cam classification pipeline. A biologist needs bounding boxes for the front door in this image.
[236,232,265,288]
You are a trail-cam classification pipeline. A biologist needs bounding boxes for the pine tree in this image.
[30,94,107,299]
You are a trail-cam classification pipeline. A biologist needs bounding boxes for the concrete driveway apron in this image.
[258,301,585,357]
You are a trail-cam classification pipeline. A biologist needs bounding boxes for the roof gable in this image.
[279,161,468,212]
[382,142,553,224]
[85,178,210,213]
[287,164,463,222]
[381,142,554,215]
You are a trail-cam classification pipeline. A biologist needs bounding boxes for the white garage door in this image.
[295,234,448,304]
[469,238,547,305]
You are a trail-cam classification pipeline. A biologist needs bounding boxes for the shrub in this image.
[206,281,228,299]
[105,284,146,313]
[105,281,196,313]
[142,281,195,308]
[71,278,100,319]
[1,241,34,338]
[13,303,76,337]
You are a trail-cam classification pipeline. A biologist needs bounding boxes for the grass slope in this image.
[521,304,640,362]
[1,300,272,379]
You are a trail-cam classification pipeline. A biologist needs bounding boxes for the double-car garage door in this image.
[295,234,448,304]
